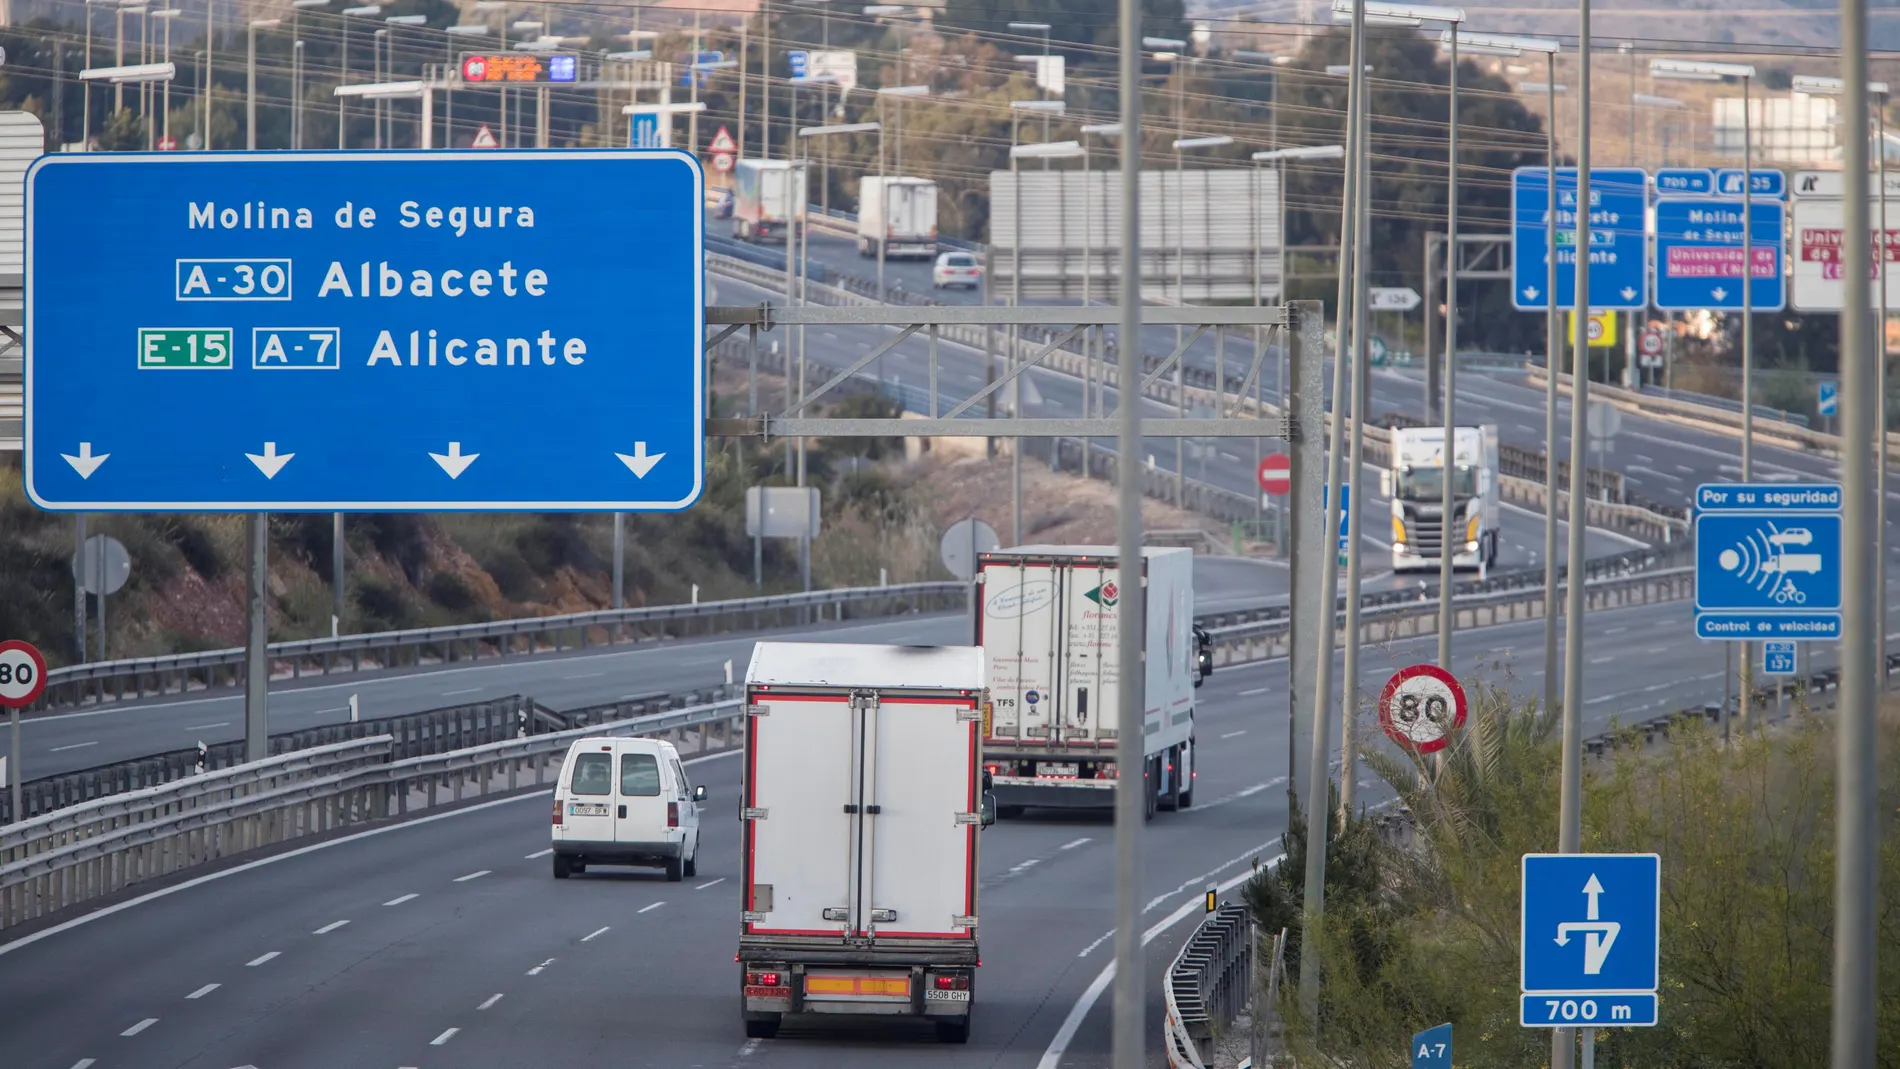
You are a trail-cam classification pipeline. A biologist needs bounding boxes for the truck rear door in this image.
[977,560,1061,743]
[862,692,979,938]
[1060,560,1121,743]
[744,694,855,936]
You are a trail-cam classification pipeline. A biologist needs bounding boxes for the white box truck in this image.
[1383,425,1501,572]
[733,158,807,244]
[973,546,1210,819]
[738,642,993,1043]
[857,176,939,259]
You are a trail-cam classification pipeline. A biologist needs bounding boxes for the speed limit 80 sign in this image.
[0,640,48,708]
[1377,663,1467,754]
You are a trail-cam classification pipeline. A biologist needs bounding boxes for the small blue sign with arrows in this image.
[1520,852,1661,1028]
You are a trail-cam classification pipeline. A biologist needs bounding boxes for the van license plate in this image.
[1037,762,1078,778]
[925,988,971,1002]
[568,803,610,817]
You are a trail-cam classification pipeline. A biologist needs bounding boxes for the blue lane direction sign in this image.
[1520,852,1661,1028]
[1714,167,1786,200]
[1512,167,1649,311]
[1654,167,1714,196]
[1762,640,1797,675]
[1411,1023,1451,1069]
[1819,380,1839,418]
[787,49,809,78]
[26,151,706,512]
[1694,483,1843,640]
[1653,198,1786,312]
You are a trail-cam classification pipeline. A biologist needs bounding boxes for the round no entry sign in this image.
[1257,453,1291,496]
[1377,664,1466,754]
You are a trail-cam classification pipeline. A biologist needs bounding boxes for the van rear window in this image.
[570,753,613,796]
[620,753,662,797]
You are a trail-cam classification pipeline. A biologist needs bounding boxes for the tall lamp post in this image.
[874,84,929,302]
[1654,57,1757,721]
[1002,98,1066,542]
[288,0,330,149]
[1008,21,1053,144]
[246,17,280,149]
[338,5,382,149]
[444,23,493,149]
[153,7,182,148]
[1795,73,1892,665]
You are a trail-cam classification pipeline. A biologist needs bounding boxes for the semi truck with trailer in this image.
[732,159,808,244]
[973,546,1210,819]
[1383,425,1501,573]
[857,176,940,259]
[738,642,994,1043]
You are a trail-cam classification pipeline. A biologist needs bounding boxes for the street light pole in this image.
[246,18,279,150]
[1544,55,1561,717]
[1437,22,1461,668]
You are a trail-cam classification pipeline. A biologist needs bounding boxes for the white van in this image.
[551,736,706,882]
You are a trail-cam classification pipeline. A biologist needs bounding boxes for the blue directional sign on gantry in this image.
[1654,197,1786,312]
[1512,167,1649,312]
[1521,853,1661,1028]
[25,151,705,511]
[1694,483,1842,640]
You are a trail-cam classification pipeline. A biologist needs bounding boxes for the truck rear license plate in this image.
[568,803,609,817]
[1037,762,1078,778]
[925,989,972,1002]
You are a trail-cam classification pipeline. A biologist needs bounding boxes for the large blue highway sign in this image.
[26,151,705,512]
[1512,167,1649,312]
[1521,853,1660,1028]
[1654,198,1786,312]
[1694,483,1842,640]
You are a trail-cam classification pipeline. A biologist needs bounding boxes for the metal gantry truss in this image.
[701,302,1303,440]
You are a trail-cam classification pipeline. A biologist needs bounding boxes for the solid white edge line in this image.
[0,751,746,962]
[1035,854,1286,1069]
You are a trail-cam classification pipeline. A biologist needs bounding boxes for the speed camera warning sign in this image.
[1377,664,1467,754]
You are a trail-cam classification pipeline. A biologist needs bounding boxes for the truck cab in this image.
[1385,425,1500,573]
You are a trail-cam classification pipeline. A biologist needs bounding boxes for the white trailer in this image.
[857,176,939,259]
[1384,425,1500,572]
[732,158,807,244]
[738,642,992,1043]
[973,546,1209,818]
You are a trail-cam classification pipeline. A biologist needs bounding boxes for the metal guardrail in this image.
[1528,365,1877,459]
[1164,902,1254,1069]
[34,582,961,712]
[0,697,746,931]
[0,736,395,869]
[1205,566,1696,666]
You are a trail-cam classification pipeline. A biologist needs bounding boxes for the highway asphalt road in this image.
[23,560,1293,780]
[749,220,1900,552]
[0,598,1833,1069]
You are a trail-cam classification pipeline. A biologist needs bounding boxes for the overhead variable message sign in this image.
[26,151,705,512]
[1512,167,1649,311]
[460,53,578,84]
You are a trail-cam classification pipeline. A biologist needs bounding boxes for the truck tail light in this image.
[933,974,970,990]
[551,800,563,825]
[747,971,782,987]
[1096,764,1118,780]
[667,802,680,828]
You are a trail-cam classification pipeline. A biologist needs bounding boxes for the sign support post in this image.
[0,640,50,822]
[245,513,269,762]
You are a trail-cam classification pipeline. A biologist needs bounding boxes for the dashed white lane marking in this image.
[739,1038,763,1056]
[430,1027,460,1046]
[697,877,728,890]
[1009,859,1040,873]
[443,687,483,696]
[121,1018,158,1037]
[186,983,220,999]
[582,926,611,942]
[183,722,230,731]
[314,920,350,935]
[1221,729,1248,739]
[525,849,553,859]
[50,741,98,752]
[454,870,490,882]
[384,894,418,906]
[478,993,505,1011]
[638,901,666,913]
[527,958,555,976]
[68,1060,95,1069]
[1238,686,1272,697]
[1060,837,1091,851]
[246,951,279,967]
